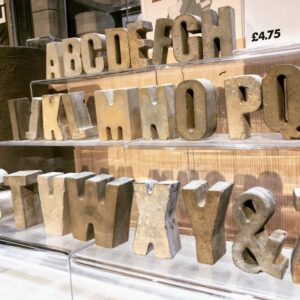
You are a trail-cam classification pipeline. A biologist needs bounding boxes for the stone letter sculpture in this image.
[176,79,217,140]
[232,187,289,279]
[62,38,82,77]
[46,42,63,79]
[133,180,181,259]
[172,14,202,63]
[38,172,75,235]
[42,93,71,140]
[95,88,142,140]
[62,91,97,140]
[138,84,176,140]
[225,75,262,139]
[183,180,233,264]
[128,21,153,69]
[202,6,236,58]
[81,33,107,74]
[152,18,173,65]
[67,172,134,248]
[263,64,300,139]
[105,28,131,72]
[8,98,30,140]
[4,170,43,229]
[26,97,43,140]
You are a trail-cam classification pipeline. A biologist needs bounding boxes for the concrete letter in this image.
[63,38,82,77]
[26,97,43,141]
[138,84,176,140]
[46,42,64,79]
[172,14,202,63]
[232,187,289,279]
[263,64,300,139]
[225,75,262,139]
[128,21,153,69]
[8,98,30,140]
[95,88,142,140]
[202,6,236,58]
[105,28,131,72]
[38,172,75,235]
[62,91,97,140]
[152,18,173,65]
[176,79,217,140]
[4,170,43,229]
[67,173,134,248]
[183,180,233,264]
[81,33,107,74]
[42,94,71,140]
[133,180,181,258]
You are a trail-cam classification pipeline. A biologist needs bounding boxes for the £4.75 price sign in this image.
[251,29,281,43]
[245,0,300,48]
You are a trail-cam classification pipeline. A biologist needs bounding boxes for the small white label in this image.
[245,0,300,48]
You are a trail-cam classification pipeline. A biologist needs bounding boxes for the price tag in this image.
[244,0,300,48]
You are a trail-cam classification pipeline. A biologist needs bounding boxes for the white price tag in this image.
[245,0,300,48]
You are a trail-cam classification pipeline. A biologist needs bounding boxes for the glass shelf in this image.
[30,43,300,98]
[71,229,300,300]
[0,216,95,299]
[0,216,93,254]
[1,133,300,150]
[0,242,73,300]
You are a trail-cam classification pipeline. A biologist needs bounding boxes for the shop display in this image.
[225,75,262,140]
[138,85,176,140]
[3,2,300,299]
[2,167,299,284]
[67,173,134,248]
[232,187,289,279]
[133,180,181,259]
[8,98,30,140]
[182,180,233,264]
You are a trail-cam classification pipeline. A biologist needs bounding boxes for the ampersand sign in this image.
[232,187,289,279]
